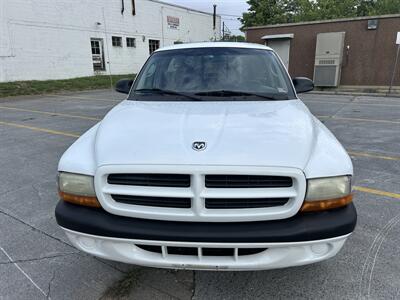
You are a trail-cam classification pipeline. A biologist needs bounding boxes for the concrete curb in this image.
[309,90,400,98]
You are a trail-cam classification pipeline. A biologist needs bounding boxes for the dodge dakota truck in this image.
[55,42,356,271]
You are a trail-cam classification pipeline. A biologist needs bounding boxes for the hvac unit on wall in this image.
[313,32,345,87]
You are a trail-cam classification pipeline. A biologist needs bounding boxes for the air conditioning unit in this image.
[313,32,345,87]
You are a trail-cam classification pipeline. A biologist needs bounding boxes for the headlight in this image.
[58,172,101,208]
[301,176,353,212]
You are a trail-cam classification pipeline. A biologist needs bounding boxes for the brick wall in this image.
[246,16,400,87]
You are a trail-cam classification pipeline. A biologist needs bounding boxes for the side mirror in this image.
[115,79,133,94]
[292,77,314,94]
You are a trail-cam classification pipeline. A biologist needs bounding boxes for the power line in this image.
[221,16,240,20]
[219,13,241,17]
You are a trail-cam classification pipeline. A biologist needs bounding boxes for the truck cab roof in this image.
[156,42,273,52]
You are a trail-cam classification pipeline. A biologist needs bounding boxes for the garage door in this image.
[266,39,291,70]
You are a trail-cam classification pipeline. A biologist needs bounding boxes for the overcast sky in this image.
[162,0,249,36]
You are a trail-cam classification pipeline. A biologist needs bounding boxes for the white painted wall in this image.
[0,0,221,82]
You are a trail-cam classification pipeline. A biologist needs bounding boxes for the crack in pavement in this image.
[46,270,56,300]
[0,184,33,198]
[327,95,357,119]
[100,269,186,300]
[91,256,129,274]
[191,271,196,300]
[0,208,75,250]
[0,252,79,265]
[0,246,48,298]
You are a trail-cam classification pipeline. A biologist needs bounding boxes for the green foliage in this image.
[0,74,135,98]
[364,0,400,15]
[223,35,246,42]
[241,0,287,28]
[241,0,400,28]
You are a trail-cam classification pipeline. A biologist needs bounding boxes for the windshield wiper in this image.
[135,88,202,101]
[195,90,285,100]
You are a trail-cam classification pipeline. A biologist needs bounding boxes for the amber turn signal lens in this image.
[300,194,353,212]
[59,190,101,208]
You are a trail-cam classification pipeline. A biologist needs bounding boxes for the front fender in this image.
[58,123,99,175]
[304,117,353,178]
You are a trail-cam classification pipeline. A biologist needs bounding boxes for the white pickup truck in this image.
[55,42,356,271]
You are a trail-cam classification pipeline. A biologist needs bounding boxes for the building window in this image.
[149,39,160,54]
[112,36,122,47]
[127,37,136,48]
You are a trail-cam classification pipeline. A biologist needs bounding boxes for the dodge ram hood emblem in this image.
[192,141,207,151]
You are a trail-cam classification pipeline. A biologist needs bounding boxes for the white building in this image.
[0,0,221,82]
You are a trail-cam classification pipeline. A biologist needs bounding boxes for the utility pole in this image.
[213,4,217,31]
[389,43,400,94]
[213,4,217,41]
[222,21,225,41]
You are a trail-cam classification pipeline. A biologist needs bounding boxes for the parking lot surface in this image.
[0,90,399,299]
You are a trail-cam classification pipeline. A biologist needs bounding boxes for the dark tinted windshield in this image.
[130,47,295,101]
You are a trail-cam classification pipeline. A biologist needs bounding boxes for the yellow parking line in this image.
[354,186,400,199]
[1,121,400,201]
[318,115,400,124]
[303,99,400,107]
[348,150,400,161]
[2,105,398,126]
[1,107,399,164]
[0,121,80,138]
[0,106,101,121]
[49,94,121,102]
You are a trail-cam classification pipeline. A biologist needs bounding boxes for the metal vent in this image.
[136,245,268,257]
[314,65,338,87]
[313,32,345,87]
[368,19,378,30]
[318,59,335,65]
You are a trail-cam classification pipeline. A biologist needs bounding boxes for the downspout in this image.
[161,6,165,46]
[121,0,125,15]
[0,20,16,58]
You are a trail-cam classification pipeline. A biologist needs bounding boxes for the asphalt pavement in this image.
[0,90,399,299]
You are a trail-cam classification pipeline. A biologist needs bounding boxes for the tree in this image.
[284,0,319,23]
[357,0,376,16]
[223,35,246,42]
[362,0,400,15]
[241,0,400,28]
[313,0,359,20]
[241,0,288,28]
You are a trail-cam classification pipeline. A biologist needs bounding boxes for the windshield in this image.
[130,47,296,101]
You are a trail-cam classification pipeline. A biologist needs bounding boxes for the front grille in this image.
[136,245,267,257]
[111,195,191,208]
[108,174,190,187]
[205,175,293,188]
[205,198,289,209]
[98,166,304,222]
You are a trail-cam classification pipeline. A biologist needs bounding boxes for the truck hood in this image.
[94,100,316,169]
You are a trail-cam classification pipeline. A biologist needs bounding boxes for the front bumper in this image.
[63,228,350,271]
[55,201,356,270]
